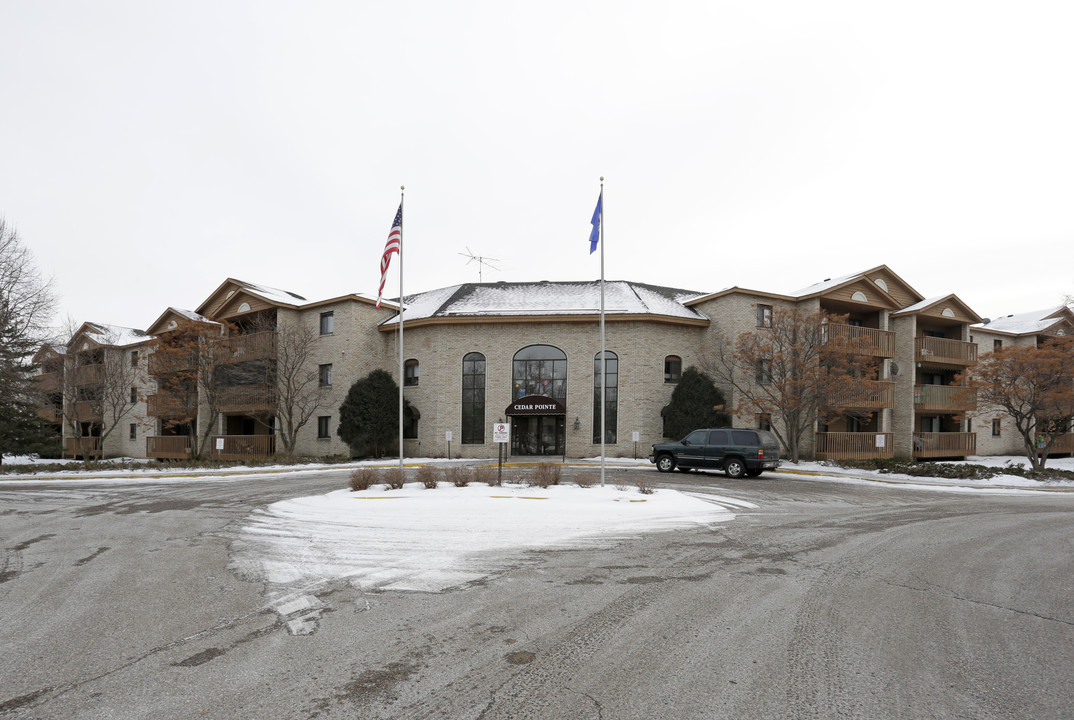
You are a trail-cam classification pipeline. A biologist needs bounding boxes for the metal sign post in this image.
[493,421,510,483]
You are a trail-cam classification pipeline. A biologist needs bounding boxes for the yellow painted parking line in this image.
[352,496,410,500]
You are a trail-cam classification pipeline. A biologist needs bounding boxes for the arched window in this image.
[593,351,618,444]
[462,352,486,444]
[404,358,419,386]
[664,355,682,383]
[512,345,566,400]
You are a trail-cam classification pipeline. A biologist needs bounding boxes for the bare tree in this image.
[963,336,1074,471]
[0,218,56,462]
[701,306,882,463]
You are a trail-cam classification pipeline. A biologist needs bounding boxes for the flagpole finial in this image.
[401,185,405,191]
[600,176,604,182]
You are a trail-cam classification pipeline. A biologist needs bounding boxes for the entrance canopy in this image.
[504,396,565,416]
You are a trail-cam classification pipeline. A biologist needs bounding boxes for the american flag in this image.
[377,203,402,309]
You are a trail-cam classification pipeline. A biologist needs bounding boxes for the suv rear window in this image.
[732,430,758,444]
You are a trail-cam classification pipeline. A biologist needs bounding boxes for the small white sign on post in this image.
[875,434,886,448]
[632,431,640,443]
[445,431,453,442]
[215,438,225,450]
[493,423,510,443]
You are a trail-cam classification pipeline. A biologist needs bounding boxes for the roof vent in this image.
[981,318,991,324]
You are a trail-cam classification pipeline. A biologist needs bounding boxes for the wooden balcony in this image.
[217,385,276,413]
[148,350,198,375]
[69,364,104,385]
[913,385,977,413]
[815,432,894,461]
[37,405,62,423]
[826,323,896,358]
[913,432,976,459]
[146,436,193,459]
[34,372,62,393]
[72,400,102,422]
[915,336,977,367]
[1041,434,1074,456]
[824,381,896,411]
[146,392,198,418]
[64,436,103,458]
[209,434,275,460]
[222,332,277,364]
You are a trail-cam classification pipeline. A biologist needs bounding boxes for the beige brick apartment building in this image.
[39,268,1074,463]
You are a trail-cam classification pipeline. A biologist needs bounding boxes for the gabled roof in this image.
[195,278,309,318]
[892,294,982,323]
[68,321,152,351]
[146,307,221,336]
[972,305,1074,336]
[32,343,66,363]
[379,280,709,326]
[685,265,924,309]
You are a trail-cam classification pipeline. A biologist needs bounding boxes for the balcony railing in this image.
[209,434,275,460]
[915,336,977,366]
[69,364,104,385]
[1041,434,1074,456]
[217,385,276,413]
[825,381,896,410]
[34,372,62,392]
[148,350,198,375]
[72,400,102,421]
[64,436,103,457]
[826,323,896,358]
[222,332,277,364]
[37,405,62,423]
[146,392,199,418]
[913,385,977,413]
[913,432,976,459]
[815,432,894,460]
[146,436,193,459]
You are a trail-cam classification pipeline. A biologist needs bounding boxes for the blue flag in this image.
[589,192,602,254]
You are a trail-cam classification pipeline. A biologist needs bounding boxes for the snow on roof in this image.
[381,281,708,324]
[786,270,864,298]
[895,295,948,315]
[234,279,308,306]
[171,308,221,325]
[973,306,1069,335]
[82,322,151,347]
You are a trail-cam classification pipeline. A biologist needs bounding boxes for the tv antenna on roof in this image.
[458,247,501,283]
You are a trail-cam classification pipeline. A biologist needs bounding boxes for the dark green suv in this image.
[649,428,781,478]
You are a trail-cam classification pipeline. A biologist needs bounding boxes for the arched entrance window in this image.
[512,344,566,400]
[462,352,485,444]
[509,345,567,455]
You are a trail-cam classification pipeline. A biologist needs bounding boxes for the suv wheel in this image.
[725,458,746,479]
[656,454,675,473]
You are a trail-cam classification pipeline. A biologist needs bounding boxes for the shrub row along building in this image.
[34,266,1074,462]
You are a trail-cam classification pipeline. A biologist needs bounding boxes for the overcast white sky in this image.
[2,1,1072,332]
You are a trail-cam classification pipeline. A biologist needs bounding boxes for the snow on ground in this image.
[228,481,750,633]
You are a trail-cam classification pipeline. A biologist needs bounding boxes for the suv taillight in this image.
[757,449,765,460]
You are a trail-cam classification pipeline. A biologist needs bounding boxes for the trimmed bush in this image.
[473,465,500,487]
[443,466,471,487]
[349,467,377,491]
[635,475,656,495]
[575,472,598,488]
[416,465,439,489]
[527,462,561,488]
[383,467,406,490]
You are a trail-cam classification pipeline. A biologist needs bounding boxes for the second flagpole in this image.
[398,185,405,472]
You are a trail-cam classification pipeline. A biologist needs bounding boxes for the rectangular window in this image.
[130,351,139,367]
[130,387,137,404]
[129,423,137,440]
[992,419,1002,437]
[993,339,1003,350]
[319,311,334,335]
[756,414,772,431]
[757,304,772,328]
[756,359,772,385]
[317,416,330,439]
[404,414,418,439]
[319,364,333,386]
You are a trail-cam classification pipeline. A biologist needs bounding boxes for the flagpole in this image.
[398,185,405,473]
[599,177,606,488]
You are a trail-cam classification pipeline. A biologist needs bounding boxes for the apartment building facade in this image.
[38,268,1074,463]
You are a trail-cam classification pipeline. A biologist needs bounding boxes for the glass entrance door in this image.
[510,416,565,456]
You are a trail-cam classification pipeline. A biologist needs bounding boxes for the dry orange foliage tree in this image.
[963,336,1074,470]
